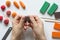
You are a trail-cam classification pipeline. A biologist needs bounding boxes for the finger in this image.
[15,15,21,20]
[24,26,28,30]
[33,16,40,22]
[15,15,21,23]
[12,15,21,26]
[34,16,42,23]
[19,16,25,26]
[29,16,36,24]
[13,15,20,22]
[29,23,33,29]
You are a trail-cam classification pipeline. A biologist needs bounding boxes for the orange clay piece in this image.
[54,22,60,30]
[6,0,11,7]
[12,12,17,18]
[20,1,26,9]
[13,1,19,9]
[52,32,60,39]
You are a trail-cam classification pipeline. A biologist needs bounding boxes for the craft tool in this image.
[41,17,60,23]
[2,27,12,40]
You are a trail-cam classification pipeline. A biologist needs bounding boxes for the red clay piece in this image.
[0,16,3,21]
[6,10,11,17]
[1,5,6,11]
[4,18,9,25]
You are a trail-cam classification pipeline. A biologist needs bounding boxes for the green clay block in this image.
[48,3,58,16]
[40,1,50,14]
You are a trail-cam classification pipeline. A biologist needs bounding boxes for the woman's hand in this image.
[29,16,46,40]
[11,15,46,40]
[11,15,25,40]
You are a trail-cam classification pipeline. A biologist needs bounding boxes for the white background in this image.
[0,0,60,40]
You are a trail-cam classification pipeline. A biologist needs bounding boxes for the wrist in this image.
[35,34,46,40]
[40,35,46,40]
[11,36,17,40]
[11,36,21,40]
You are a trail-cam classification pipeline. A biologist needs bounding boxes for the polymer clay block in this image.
[54,22,60,30]
[52,32,60,39]
[48,3,58,16]
[54,12,60,19]
[40,1,50,14]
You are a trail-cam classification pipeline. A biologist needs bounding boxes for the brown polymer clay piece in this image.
[24,16,31,23]
[6,0,11,7]
[13,1,20,9]
[54,12,60,20]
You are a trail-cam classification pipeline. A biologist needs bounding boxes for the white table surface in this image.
[0,0,60,40]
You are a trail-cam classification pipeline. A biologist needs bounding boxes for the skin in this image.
[11,15,25,40]
[29,16,46,40]
[11,15,46,40]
